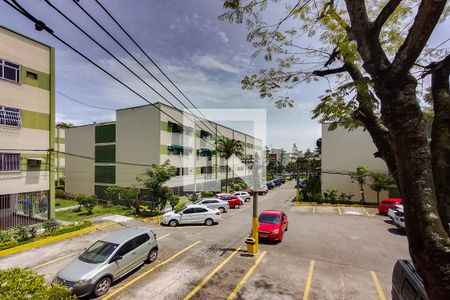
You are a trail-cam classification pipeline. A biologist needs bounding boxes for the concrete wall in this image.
[321,124,389,202]
[65,125,95,196]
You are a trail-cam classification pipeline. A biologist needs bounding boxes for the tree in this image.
[350,166,369,203]
[292,143,299,154]
[136,160,177,211]
[221,1,450,297]
[169,193,180,211]
[56,122,73,128]
[105,185,140,214]
[215,137,244,192]
[369,173,395,204]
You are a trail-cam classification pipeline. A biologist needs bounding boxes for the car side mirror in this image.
[110,255,123,263]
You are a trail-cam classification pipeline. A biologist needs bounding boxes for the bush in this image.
[40,221,92,238]
[0,230,13,243]
[55,189,65,199]
[169,195,180,210]
[189,193,199,203]
[74,194,97,214]
[175,198,189,211]
[0,240,19,251]
[323,189,339,204]
[313,193,322,203]
[296,190,303,202]
[64,192,74,200]
[0,268,75,300]
[14,225,30,242]
[42,219,61,233]
[201,191,214,197]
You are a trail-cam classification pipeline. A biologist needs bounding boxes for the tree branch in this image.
[371,0,403,33]
[390,0,448,78]
[312,66,347,76]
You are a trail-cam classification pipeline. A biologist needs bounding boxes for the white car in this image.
[233,191,251,202]
[388,204,403,219]
[393,206,405,229]
[260,185,268,192]
[198,198,229,213]
[162,204,220,227]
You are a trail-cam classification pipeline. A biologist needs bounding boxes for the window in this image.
[401,279,417,300]
[183,208,195,214]
[134,234,150,248]
[201,166,213,174]
[116,239,136,256]
[0,153,20,171]
[26,71,38,80]
[195,208,208,213]
[0,59,20,82]
[0,106,21,127]
[202,200,212,204]
[79,241,118,264]
[0,195,11,210]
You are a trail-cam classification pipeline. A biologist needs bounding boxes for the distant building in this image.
[270,148,289,166]
[0,26,55,229]
[55,127,65,185]
[321,123,389,202]
[65,103,263,198]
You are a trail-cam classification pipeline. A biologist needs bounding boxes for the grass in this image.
[55,198,78,209]
[55,205,135,222]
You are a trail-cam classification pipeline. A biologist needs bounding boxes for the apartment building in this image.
[55,127,65,185]
[65,103,263,198]
[0,26,55,229]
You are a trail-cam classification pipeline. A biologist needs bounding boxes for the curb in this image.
[142,215,162,223]
[0,221,116,258]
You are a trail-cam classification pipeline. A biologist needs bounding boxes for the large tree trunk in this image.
[379,76,450,299]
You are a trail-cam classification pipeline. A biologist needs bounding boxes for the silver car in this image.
[199,198,230,213]
[162,204,220,227]
[233,191,251,202]
[54,227,158,297]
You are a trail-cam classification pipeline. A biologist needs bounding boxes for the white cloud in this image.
[218,31,229,44]
[193,55,240,74]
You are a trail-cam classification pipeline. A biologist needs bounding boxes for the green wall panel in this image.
[160,121,169,132]
[20,66,50,90]
[21,110,50,130]
[95,166,116,184]
[20,154,49,171]
[95,124,116,143]
[95,145,116,163]
[160,144,168,155]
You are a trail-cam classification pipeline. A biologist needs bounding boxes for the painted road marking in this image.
[32,253,77,270]
[103,241,202,300]
[227,251,267,300]
[303,260,315,300]
[361,207,371,217]
[183,247,241,300]
[156,234,170,241]
[371,271,386,300]
[337,207,342,215]
[312,207,316,214]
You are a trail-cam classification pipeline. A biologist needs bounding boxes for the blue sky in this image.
[1,1,448,151]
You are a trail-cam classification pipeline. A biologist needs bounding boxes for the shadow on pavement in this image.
[388,227,406,236]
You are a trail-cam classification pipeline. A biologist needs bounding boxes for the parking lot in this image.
[0,182,409,299]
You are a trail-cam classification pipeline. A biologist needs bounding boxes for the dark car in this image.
[392,259,428,300]
[273,180,281,187]
[267,181,275,189]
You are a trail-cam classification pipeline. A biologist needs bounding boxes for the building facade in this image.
[321,123,389,202]
[65,103,263,198]
[0,26,55,229]
[55,127,65,186]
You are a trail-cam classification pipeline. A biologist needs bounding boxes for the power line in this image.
[56,90,116,111]
[93,0,226,138]
[4,0,217,149]
[73,0,220,138]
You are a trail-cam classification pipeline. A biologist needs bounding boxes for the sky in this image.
[1,1,448,152]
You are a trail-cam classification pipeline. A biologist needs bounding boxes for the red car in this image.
[258,210,288,242]
[378,198,402,214]
[218,194,244,209]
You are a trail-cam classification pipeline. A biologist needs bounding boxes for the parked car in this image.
[267,181,275,189]
[162,204,220,227]
[54,227,158,297]
[295,180,306,189]
[272,179,281,186]
[378,198,402,214]
[258,210,288,242]
[198,198,229,213]
[218,194,244,209]
[393,206,405,229]
[388,204,403,220]
[233,191,251,202]
[392,259,428,300]
[244,188,254,196]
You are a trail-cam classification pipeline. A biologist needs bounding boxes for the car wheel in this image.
[234,204,240,209]
[278,234,283,243]
[169,219,179,227]
[219,207,225,213]
[147,248,158,263]
[94,277,111,297]
[285,225,288,232]
[246,198,250,202]
[205,218,214,226]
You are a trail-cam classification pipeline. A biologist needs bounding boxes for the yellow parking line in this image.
[103,241,202,300]
[337,207,342,215]
[184,248,241,300]
[156,233,170,241]
[303,260,315,300]
[361,207,371,217]
[227,251,267,300]
[32,253,77,270]
[312,207,316,214]
[371,271,386,300]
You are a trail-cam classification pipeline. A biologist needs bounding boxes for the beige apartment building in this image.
[65,103,263,198]
[321,123,390,202]
[0,26,55,229]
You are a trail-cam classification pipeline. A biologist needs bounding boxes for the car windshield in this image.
[383,201,398,205]
[259,214,281,224]
[79,240,119,264]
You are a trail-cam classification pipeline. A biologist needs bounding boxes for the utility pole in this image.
[243,152,261,254]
